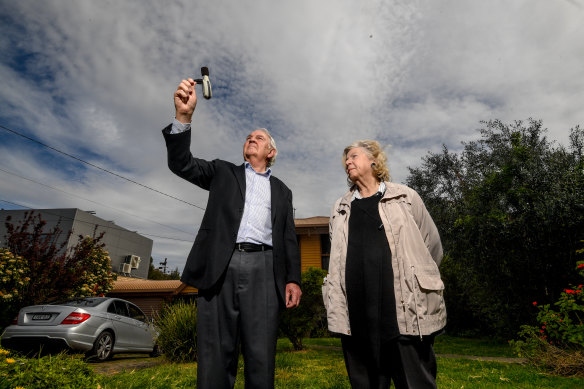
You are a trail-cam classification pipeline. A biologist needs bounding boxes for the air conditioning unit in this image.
[130,255,141,269]
[122,263,132,274]
[125,255,141,269]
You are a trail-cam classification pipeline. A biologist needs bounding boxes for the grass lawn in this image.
[433,334,517,358]
[299,335,516,358]
[96,336,584,388]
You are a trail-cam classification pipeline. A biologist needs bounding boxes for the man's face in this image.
[243,130,275,166]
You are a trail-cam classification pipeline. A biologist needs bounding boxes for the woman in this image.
[323,140,446,388]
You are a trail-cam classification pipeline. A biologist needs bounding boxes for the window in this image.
[108,300,129,316]
[128,303,146,322]
[53,297,107,307]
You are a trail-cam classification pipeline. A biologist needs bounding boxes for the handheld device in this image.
[193,67,212,99]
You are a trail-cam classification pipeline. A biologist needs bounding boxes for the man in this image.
[162,78,302,389]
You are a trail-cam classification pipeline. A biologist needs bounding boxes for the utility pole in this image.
[158,258,168,274]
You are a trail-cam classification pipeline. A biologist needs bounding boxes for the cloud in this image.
[1,0,583,272]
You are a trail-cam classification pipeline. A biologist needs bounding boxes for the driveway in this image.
[88,354,165,376]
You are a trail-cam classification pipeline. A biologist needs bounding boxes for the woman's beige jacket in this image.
[322,182,446,337]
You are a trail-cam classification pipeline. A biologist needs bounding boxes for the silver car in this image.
[1,297,158,361]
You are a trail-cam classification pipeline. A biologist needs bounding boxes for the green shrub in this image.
[66,235,117,299]
[155,299,197,363]
[0,248,30,333]
[0,347,98,389]
[279,267,328,350]
[511,258,584,376]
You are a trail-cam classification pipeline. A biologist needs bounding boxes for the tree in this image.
[148,257,180,280]
[1,211,116,330]
[406,119,584,336]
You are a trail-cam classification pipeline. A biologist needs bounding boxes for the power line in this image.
[0,166,195,237]
[0,198,194,243]
[0,124,205,211]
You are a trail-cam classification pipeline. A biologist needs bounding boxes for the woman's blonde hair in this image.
[342,140,390,186]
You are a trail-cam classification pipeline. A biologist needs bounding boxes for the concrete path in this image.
[437,353,526,364]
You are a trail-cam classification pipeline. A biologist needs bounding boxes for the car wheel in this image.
[87,331,114,361]
[149,343,161,357]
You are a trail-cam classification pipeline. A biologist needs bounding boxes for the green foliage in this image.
[0,248,30,333]
[148,257,180,280]
[511,259,584,376]
[279,267,328,350]
[531,261,584,349]
[0,248,30,301]
[67,235,117,298]
[1,212,116,330]
[155,299,197,363]
[0,347,99,389]
[3,211,70,306]
[406,119,584,336]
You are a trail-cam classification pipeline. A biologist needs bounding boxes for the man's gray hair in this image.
[256,128,278,167]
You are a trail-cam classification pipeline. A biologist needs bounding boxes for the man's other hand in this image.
[285,283,302,308]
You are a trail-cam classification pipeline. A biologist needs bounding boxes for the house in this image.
[0,208,153,279]
[294,216,330,271]
[107,276,197,319]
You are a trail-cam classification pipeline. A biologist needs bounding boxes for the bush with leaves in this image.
[279,267,328,350]
[0,347,98,389]
[67,235,117,298]
[155,299,197,362]
[511,258,584,376]
[0,248,30,332]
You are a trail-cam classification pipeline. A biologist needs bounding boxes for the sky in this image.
[1,0,583,274]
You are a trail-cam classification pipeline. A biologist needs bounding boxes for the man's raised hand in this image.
[174,78,197,124]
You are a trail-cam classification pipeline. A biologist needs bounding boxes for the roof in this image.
[111,277,191,294]
[294,216,329,228]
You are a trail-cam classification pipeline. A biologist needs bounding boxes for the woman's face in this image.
[345,147,374,183]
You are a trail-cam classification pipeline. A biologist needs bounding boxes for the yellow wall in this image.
[300,234,322,272]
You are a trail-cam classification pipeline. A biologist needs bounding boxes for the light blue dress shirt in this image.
[236,162,272,245]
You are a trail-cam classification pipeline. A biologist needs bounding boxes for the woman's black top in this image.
[346,192,399,363]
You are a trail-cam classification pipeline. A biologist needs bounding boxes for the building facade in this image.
[294,216,330,272]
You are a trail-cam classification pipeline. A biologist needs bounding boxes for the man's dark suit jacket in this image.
[163,125,301,304]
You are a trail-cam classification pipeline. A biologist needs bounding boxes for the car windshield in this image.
[50,297,108,307]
